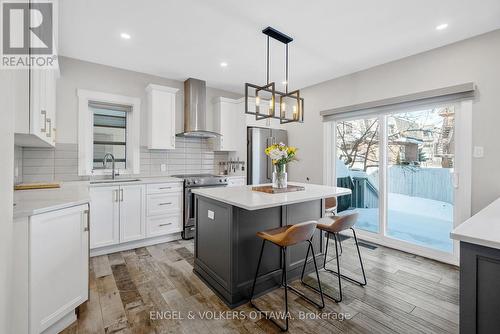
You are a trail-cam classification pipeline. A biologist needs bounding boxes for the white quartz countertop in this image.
[13,176,184,219]
[14,182,91,219]
[451,197,500,250]
[192,182,351,210]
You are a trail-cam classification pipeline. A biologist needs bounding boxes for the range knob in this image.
[224,178,228,182]
[219,179,223,183]
[186,181,191,185]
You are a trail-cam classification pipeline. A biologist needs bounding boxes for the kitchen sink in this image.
[90,178,141,184]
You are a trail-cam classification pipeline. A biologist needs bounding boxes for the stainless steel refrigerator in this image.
[247,127,288,185]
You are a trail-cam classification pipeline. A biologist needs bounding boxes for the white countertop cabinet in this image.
[89,179,183,255]
[89,185,120,248]
[90,184,146,249]
[13,204,89,334]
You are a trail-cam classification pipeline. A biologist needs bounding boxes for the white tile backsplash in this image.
[17,138,228,183]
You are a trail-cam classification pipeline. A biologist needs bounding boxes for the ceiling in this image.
[59,0,500,94]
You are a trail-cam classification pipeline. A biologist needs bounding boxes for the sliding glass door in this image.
[386,108,454,252]
[331,102,469,263]
[336,118,380,233]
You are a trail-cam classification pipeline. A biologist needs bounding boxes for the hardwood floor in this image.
[62,236,459,334]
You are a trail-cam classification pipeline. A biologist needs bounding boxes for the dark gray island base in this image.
[193,195,325,308]
[460,241,500,334]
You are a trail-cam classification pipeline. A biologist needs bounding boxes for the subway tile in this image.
[23,158,55,167]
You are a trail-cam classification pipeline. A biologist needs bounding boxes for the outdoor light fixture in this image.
[245,27,304,124]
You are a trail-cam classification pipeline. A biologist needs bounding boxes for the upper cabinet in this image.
[212,97,246,152]
[146,84,179,150]
[14,66,59,147]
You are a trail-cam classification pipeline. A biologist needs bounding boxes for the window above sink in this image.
[77,89,141,176]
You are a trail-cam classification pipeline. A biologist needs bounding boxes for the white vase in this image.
[272,164,287,189]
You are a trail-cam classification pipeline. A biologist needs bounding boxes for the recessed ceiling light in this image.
[220,62,228,68]
[436,23,448,31]
[120,32,131,39]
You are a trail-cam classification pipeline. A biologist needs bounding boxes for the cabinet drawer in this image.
[147,193,182,216]
[147,182,183,194]
[147,214,182,237]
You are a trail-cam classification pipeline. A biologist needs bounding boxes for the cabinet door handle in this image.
[159,202,172,206]
[46,118,52,137]
[159,223,172,227]
[120,189,124,202]
[159,187,172,190]
[113,189,118,202]
[41,110,47,132]
[83,209,90,232]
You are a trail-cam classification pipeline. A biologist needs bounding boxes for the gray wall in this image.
[57,56,241,144]
[15,57,241,182]
[285,29,500,214]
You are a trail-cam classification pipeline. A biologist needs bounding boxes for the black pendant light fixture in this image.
[245,27,304,124]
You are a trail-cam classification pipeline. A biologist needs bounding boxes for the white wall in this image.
[0,69,14,333]
[285,29,500,214]
[56,57,241,145]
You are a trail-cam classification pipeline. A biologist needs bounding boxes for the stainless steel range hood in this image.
[176,78,221,138]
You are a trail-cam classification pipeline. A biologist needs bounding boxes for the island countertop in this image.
[192,182,351,210]
[451,197,500,250]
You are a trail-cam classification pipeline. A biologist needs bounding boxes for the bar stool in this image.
[250,221,325,331]
[300,212,367,302]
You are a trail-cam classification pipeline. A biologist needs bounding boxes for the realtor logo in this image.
[1,1,57,68]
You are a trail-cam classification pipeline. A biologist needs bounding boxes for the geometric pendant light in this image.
[245,26,304,124]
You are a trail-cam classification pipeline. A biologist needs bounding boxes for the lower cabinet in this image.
[119,184,146,243]
[90,182,182,254]
[13,204,89,334]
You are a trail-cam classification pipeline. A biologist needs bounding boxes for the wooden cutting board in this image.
[15,182,61,191]
[252,185,305,194]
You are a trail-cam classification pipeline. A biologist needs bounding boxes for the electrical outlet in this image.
[160,164,167,172]
[208,210,215,220]
[473,146,484,158]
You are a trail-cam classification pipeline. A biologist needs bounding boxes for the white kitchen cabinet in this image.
[89,186,120,248]
[146,182,183,238]
[14,66,59,147]
[13,204,89,334]
[212,97,245,151]
[90,184,145,248]
[146,84,179,150]
[119,184,146,243]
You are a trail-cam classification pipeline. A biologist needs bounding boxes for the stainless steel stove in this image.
[171,174,228,239]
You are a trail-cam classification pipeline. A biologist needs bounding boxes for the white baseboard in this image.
[90,232,183,257]
[41,310,76,334]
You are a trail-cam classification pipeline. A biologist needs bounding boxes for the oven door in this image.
[184,184,227,239]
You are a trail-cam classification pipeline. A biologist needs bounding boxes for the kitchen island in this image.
[192,182,351,307]
[451,197,500,334]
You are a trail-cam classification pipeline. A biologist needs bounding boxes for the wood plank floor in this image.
[62,237,459,334]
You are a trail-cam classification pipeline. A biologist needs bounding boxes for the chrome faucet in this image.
[103,153,117,180]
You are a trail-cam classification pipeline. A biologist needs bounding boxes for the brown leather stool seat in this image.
[317,213,358,233]
[256,221,316,247]
[250,221,325,331]
[300,212,367,303]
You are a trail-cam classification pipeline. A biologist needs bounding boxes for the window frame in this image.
[77,89,140,176]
